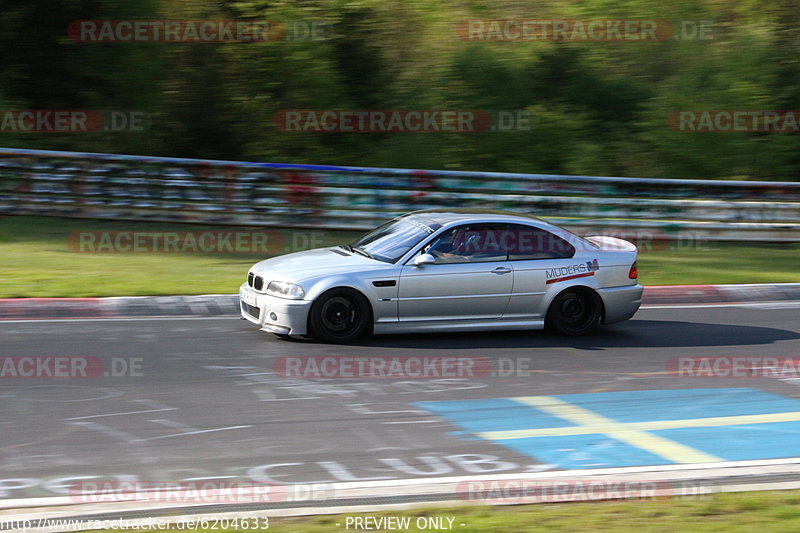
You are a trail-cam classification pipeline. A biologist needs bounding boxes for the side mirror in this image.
[413,253,436,266]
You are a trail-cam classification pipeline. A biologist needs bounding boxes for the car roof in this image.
[402,208,550,227]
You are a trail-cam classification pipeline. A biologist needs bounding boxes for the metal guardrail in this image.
[1,147,799,241]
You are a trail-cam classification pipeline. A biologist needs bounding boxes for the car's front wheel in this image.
[308,288,371,343]
[546,288,601,336]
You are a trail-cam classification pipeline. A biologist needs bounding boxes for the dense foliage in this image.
[1,0,798,180]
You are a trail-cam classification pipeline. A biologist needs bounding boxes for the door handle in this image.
[492,266,512,274]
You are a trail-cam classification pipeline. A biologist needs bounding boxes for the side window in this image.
[424,224,507,264]
[505,224,575,261]
[504,224,575,260]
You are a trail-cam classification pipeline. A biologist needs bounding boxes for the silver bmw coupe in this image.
[240,209,642,343]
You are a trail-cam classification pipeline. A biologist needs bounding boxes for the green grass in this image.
[0,215,348,298]
[85,489,800,532]
[1,215,798,297]
[637,241,800,286]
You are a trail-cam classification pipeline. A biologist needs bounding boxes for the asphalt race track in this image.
[2,304,800,501]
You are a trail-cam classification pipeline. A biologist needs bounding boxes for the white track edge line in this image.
[3,457,800,510]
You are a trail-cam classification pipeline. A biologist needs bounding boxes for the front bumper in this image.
[239,283,313,336]
[598,284,643,324]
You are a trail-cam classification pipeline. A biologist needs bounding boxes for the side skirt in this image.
[373,319,545,335]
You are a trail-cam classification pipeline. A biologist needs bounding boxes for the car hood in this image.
[250,247,390,283]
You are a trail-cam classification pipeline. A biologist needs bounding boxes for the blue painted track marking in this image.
[416,388,800,469]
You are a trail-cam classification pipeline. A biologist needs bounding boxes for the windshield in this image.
[350,216,442,263]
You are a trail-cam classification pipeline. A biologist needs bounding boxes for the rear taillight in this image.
[628,261,638,279]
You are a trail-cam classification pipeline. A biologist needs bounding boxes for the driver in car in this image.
[423,228,483,263]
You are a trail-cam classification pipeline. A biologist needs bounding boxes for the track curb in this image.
[1,284,799,321]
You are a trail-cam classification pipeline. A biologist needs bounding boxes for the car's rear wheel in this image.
[546,288,601,336]
[308,288,371,343]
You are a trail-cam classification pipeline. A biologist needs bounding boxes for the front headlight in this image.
[266,281,305,300]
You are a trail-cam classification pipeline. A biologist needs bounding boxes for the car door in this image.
[398,224,513,322]
[500,224,577,319]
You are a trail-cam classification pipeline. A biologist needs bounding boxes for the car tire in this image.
[545,288,601,336]
[308,288,371,343]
